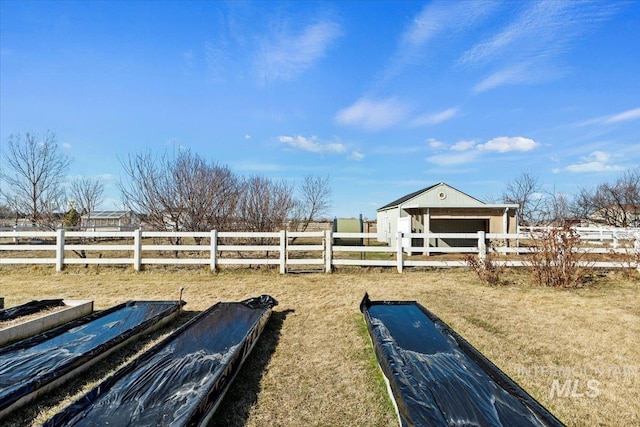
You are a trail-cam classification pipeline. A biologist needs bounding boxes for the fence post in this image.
[133,228,142,271]
[325,229,333,273]
[396,231,404,273]
[210,230,218,272]
[279,229,287,274]
[13,225,18,244]
[56,228,65,272]
[478,230,487,264]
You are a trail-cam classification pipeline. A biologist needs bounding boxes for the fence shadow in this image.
[209,308,294,427]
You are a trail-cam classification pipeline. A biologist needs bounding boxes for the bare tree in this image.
[238,176,296,232]
[1,131,71,228]
[118,150,241,234]
[539,188,574,226]
[291,175,332,232]
[502,172,543,226]
[118,150,175,230]
[576,169,640,227]
[69,176,105,229]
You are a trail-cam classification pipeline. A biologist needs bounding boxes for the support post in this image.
[56,228,65,272]
[325,229,333,273]
[396,231,404,273]
[133,228,142,271]
[279,229,287,274]
[424,208,430,256]
[210,230,218,272]
[503,207,509,247]
[478,230,487,265]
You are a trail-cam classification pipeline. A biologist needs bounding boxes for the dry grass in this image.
[0,266,638,426]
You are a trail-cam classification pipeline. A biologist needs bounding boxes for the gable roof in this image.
[378,184,440,211]
[377,182,487,211]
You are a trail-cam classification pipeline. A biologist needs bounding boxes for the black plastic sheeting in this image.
[43,295,278,427]
[0,299,65,322]
[360,294,564,427]
[0,300,183,415]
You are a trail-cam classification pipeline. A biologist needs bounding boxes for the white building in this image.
[377,182,518,250]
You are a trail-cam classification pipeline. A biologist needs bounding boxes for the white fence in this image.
[1,229,639,273]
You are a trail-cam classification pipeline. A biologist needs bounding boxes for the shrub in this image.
[526,226,593,288]
[464,251,505,286]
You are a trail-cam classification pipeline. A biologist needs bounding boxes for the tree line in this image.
[0,131,331,232]
[500,170,640,227]
[2,131,639,230]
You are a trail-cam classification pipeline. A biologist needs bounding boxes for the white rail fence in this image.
[1,229,639,273]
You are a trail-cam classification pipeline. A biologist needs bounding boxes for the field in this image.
[1,266,638,426]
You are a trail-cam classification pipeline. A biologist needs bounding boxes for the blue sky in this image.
[1,0,639,219]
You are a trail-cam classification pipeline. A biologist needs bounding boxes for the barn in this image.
[80,210,140,231]
[376,182,518,250]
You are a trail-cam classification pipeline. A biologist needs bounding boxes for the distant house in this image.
[81,210,140,231]
[376,182,518,251]
[589,204,640,228]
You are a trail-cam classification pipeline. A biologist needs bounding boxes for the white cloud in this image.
[477,136,539,153]
[349,151,365,161]
[424,135,540,165]
[61,142,72,149]
[257,20,342,85]
[427,138,445,149]
[335,97,410,130]
[566,151,625,173]
[245,134,251,140]
[278,135,346,154]
[427,151,479,166]
[450,140,476,152]
[411,107,459,126]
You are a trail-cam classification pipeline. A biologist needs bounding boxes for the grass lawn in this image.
[1,266,638,426]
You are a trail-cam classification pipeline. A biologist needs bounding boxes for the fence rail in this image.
[1,228,639,273]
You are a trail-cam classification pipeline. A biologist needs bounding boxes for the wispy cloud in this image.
[410,107,459,126]
[575,107,640,127]
[463,1,618,92]
[335,97,410,131]
[278,135,346,154]
[450,140,476,152]
[427,150,479,166]
[566,151,625,173]
[427,138,445,149]
[256,20,342,85]
[349,151,365,161]
[391,1,496,74]
[605,107,640,123]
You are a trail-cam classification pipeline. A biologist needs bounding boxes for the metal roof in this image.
[81,210,132,219]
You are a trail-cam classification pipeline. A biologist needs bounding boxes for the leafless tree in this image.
[575,169,640,227]
[69,176,105,229]
[118,150,242,235]
[238,175,296,232]
[291,175,332,232]
[1,131,71,228]
[539,188,574,226]
[502,172,544,225]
